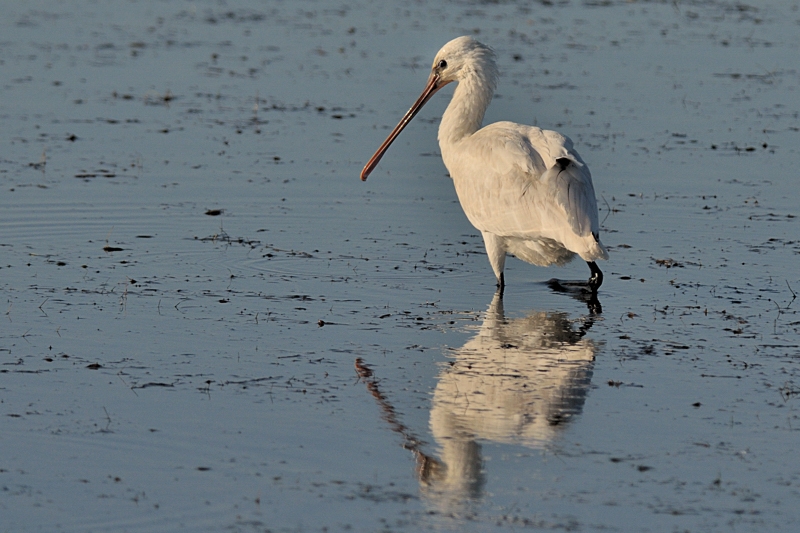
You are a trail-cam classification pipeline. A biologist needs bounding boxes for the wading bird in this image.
[361,36,608,293]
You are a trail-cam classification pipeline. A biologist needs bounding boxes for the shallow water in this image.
[2,1,799,531]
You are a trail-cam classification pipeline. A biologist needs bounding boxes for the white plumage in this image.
[362,36,608,292]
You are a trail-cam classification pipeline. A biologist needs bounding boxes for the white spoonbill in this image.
[361,36,608,293]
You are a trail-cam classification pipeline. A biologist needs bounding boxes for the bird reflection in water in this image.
[355,292,599,511]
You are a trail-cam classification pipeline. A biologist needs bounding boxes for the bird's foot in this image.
[587,261,603,294]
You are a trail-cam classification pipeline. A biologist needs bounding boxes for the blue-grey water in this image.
[1,1,799,531]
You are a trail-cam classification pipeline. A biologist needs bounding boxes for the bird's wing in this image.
[459,123,600,238]
[531,128,600,238]
[542,156,599,238]
[469,122,549,177]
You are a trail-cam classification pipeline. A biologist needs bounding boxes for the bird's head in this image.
[429,36,498,90]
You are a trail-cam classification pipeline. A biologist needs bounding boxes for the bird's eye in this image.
[437,59,447,69]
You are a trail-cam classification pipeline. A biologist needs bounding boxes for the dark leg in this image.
[496,272,505,297]
[587,261,603,293]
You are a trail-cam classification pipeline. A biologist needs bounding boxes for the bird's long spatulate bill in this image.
[360,73,444,181]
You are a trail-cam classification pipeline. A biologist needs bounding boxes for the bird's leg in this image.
[587,261,603,293]
[482,231,507,295]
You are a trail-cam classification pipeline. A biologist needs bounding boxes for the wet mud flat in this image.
[1,1,799,532]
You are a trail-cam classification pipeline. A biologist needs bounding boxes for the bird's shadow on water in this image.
[355,290,601,513]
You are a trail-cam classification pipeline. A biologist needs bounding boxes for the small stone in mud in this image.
[318,320,325,327]
[205,209,223,216]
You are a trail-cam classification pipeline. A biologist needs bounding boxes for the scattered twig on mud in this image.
[223,376,278,386]
[117,371,138,396]
[119,279,129,313]
[102,407,113,432]
[38,298,49,316]
[102,226,124,252]
[132,381,176,390]
[779,382,800,402]
[28,148,46,172]
[600,194,612,225]
[248,89,264,133]
[174,298,190,312]
[787,281,796,308]
[773,299,785,333]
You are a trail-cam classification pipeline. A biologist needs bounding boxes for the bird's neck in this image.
[438,72,494,150]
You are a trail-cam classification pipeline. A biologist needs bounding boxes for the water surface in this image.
[1,1,799,531]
